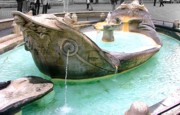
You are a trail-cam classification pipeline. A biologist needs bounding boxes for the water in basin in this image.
[84,31,157,53]
[0,33,179,115]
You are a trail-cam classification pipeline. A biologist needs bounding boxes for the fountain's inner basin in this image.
[84,31,158,53]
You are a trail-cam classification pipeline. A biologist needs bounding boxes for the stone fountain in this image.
[12,0,162,80]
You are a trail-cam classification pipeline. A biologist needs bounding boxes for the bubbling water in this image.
[55,104,72,115]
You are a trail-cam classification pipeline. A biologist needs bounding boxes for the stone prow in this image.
[12,11,118,78]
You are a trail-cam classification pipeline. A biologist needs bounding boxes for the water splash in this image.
[106,12,111,24]
[55,104,72,115]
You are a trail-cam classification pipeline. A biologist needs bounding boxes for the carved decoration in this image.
[59,39,78,56]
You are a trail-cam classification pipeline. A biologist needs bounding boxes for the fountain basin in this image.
[0,33,179,114]
[0,0,179,114]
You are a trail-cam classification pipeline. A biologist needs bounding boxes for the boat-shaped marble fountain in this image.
[13,0,162,79]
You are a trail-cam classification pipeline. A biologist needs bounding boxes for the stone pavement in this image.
[0,3,180,22]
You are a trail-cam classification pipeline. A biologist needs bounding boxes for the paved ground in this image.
[0,3,180,22]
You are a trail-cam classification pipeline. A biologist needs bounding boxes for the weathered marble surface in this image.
[0,76,53,114]
[150,88,180,115]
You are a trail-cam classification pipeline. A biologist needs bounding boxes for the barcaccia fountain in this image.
[0,0,179,114]
[12,0,162,80]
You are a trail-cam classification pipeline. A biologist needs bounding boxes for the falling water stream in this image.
[64,50,69,106]
[54,50,72,114]
[63,0,69,12]
[115,66,118,74]
[57,50,72,114]
[122,16,130,32]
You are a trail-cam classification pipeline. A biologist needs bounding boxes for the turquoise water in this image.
[0,33,180,115]
[84,31,157,53]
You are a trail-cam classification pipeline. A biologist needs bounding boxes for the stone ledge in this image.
[0,35,23,54]
[0,18,14,30]
[150,88,180,115]
[0,18,14,23]
[0,34,20,43]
